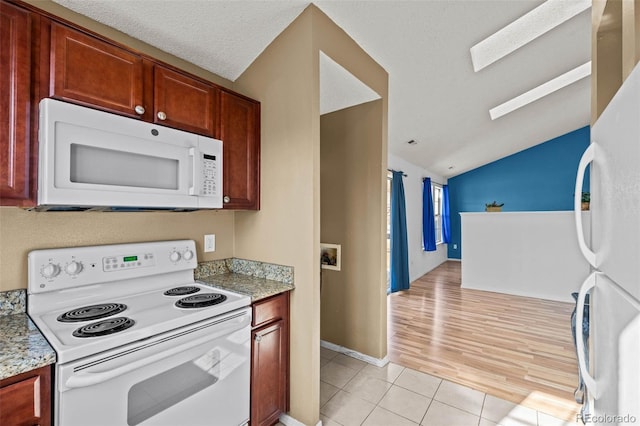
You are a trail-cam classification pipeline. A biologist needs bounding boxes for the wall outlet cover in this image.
[204,234,216,252]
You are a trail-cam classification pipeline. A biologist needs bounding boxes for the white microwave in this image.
[37,98,222,209]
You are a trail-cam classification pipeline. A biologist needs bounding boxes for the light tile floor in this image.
[313,347,580,426]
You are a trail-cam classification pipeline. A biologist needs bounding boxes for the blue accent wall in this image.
[447,126,590,259]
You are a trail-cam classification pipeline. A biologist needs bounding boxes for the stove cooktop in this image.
[30,281,249,363]
[26,241,251,364]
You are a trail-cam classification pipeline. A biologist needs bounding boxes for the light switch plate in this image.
[204,234,216,252]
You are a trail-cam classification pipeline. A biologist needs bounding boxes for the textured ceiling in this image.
[52,0,591,178]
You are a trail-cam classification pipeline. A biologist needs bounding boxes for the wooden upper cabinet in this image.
[48,25,219,136]
[50,23,145,118]
[219,90,260,210]
[2,3,260,209]
[153,65,218,137]
[1,1,34,205]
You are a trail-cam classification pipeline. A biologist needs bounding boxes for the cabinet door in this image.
[50,23,145,118]
[153,65,217,136]
[1,1,34,206]
[251,320,286,426]
[219,91,260,210]
[0,365,52,426]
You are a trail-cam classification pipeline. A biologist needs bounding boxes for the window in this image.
[432,183,443,245]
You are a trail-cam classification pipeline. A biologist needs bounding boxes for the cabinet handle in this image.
[134,105,145,115]
[254,334,262,342]
[223,196,230,204]
[157,111,167,121]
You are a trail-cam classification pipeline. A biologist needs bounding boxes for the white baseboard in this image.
[279,412,322,426]
[447,258,461,262]
[320,340,389,367]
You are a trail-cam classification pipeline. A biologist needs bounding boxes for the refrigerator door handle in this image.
[576,272,598,398]
[574,143,597,267]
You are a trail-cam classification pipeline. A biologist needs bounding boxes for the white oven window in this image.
[70,144,179,190]
[127,349,221,426]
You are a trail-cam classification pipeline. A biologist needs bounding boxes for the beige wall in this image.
[234,5,387,424]
[313,5,389,364]
[233,9,320,426]
[320,100,387,359]
[592,0,640,124]
[0,208,234,291]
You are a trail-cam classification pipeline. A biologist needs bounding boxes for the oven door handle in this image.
[65,332,214,389]
[64,311,249,389]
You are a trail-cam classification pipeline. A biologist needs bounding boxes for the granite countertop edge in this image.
[197,272,294,302]
[0,313,56,381]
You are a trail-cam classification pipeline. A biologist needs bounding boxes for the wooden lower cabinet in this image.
[251,292,290,426]
[0,365,52,426]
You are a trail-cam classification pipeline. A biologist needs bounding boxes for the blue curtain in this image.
[422,177,436,251]
[442,184,451,244]
[390,171,410,293]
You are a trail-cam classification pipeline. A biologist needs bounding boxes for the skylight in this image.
[470,0,591,72]
[489,61,591,120]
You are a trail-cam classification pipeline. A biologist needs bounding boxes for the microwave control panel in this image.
[201,154,218,197]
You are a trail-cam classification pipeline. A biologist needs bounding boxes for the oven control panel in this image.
[28,240,198,294]
[102,252,156,272]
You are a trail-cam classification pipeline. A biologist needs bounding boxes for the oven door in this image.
[56,308,250,426]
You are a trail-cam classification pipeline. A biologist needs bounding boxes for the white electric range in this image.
[27,240,251,426]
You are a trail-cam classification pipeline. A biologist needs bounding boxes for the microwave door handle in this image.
[188,147,197,196]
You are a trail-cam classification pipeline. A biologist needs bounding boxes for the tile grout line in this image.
[323,352,566,426]
[419,378,442,426]
[478,393,487,426]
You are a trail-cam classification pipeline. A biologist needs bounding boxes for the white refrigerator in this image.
[573,62,640,425]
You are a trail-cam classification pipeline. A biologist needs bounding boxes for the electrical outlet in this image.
[204,234,216,252]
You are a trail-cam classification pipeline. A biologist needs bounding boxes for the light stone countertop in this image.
[197,273,294,302]
[0,314,56,381]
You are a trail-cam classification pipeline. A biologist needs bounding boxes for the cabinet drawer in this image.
[252,293,287,328]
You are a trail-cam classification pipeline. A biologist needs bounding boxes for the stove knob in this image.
[65,261,83,276]
[183,250,194,261]
[41,263,61,279]
[169,251,181,262]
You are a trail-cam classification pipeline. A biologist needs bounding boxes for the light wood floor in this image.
[387,261,582,421]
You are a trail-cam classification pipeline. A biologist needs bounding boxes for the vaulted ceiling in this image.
[52,0,591,178]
